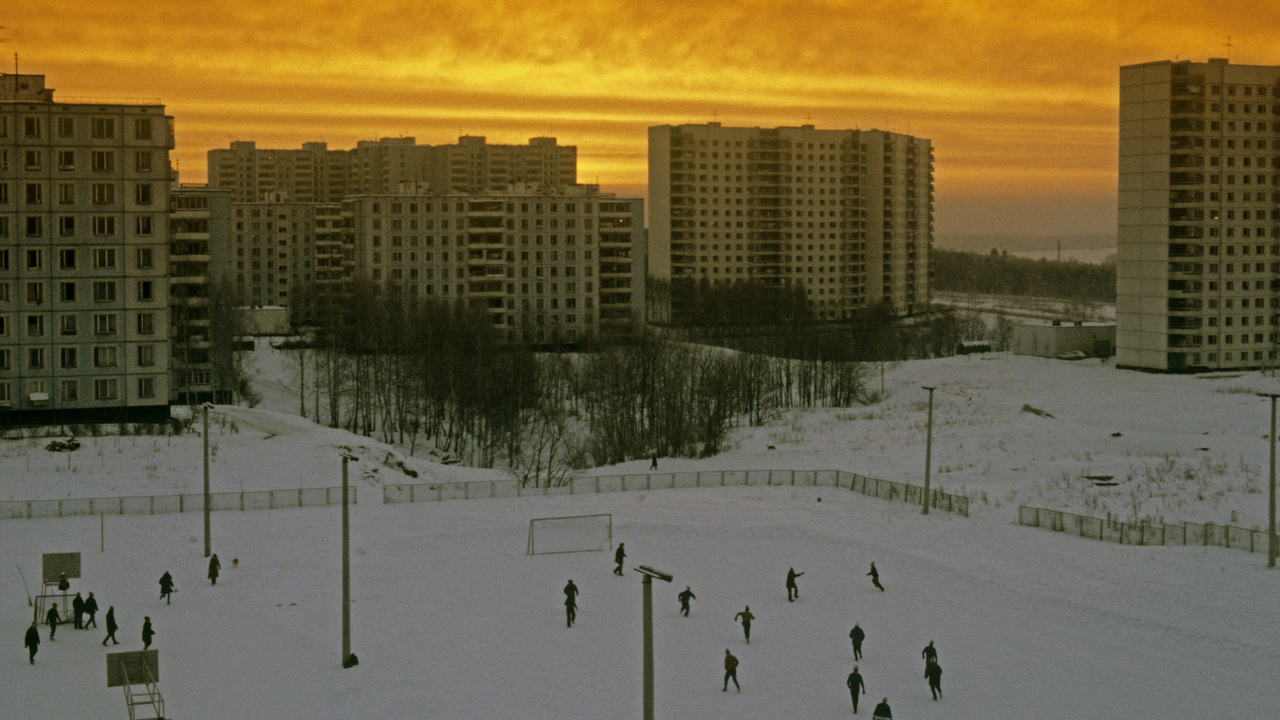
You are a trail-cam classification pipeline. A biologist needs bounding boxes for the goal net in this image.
[527,513,613,555]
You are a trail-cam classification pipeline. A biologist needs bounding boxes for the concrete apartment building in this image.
[1118,59,1280,371]
[227,194,343,308]
[649,123,933,321]
[208,136,577,203]
[1,74,174,423]
[168,186,231,403]
[342,185,644,345]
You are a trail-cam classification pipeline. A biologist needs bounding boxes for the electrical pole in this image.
[922,386,935,515]
[202,403,211,558]
[1261,393,1279,569]
[635,566,673,720]
[341,453,354,665]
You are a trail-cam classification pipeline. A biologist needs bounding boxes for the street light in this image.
[921,386,935,515]
[1257,393,1279,569]
[341,452,358,666]
[634,565,673,720]
[201,402,214,558]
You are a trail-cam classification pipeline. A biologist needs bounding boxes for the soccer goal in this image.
[527,513,613,555]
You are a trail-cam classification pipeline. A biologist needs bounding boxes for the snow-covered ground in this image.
[3,350,1279,718]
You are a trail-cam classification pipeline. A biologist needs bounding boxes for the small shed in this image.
[1012,320,1115,359]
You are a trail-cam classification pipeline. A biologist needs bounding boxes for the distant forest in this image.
[931,248,1116,303]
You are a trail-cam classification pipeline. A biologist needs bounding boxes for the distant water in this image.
[1006,248,1116,265]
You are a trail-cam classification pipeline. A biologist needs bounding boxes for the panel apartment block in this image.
[2,74,173,423]
[342,186,643,345]
[228,195,343,308]
[649,123,933,321]
[1118,59,1280,371]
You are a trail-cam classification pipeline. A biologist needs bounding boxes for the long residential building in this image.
[1118,59,1280,371]
[208,136,577,203]
[649,122,933,321]
[1,74,174,423]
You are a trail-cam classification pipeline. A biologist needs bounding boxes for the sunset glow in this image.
[8,1,1279,234]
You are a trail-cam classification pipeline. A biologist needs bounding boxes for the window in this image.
[58,183,76,204]
[136,216,153,235]
[135,183,153,205]
[135,151,152,172]
[0,183,7,204]
[136,312,154,335]
[137,344,155,367]
[136,248,154,269]
[0,316,6,335]
[93,346,118,368]
[93,313,118,335]
[57,150,75,170]
[59,216,75,236]
[91,150,115,172]
[92,216,116,236]
[26,315,45,336]
[93,281,117,303]
[23,117,42,138]
[28,348,46,370]
[92,183,115,204]
[0,350,8,370]
[134,117,152,140]
[59,282,76,303]
[137,377,156,399]
[25,249,43,270]
[26,216,43,237]
[57,249,76,270]
[57,117,75,138]
[137,280,154,301]
[25,183,42,205]
[60,347,77,369]
[91,117,116,139]
[61,380,78,402]
[94,378,119,401]
[25,282,45,305]
[0,381,9,404]
[93,248,117,269]
[24,150,42,170]
[59,315,77,336]
[0,282,8,302]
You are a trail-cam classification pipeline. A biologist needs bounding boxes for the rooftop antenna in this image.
[1224,36,1234,61]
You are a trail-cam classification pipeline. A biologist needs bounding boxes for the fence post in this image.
[464,483,470,500]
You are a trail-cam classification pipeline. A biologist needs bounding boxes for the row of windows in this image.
[0,311,157,337]
[0,377,157,403]
[361,201,599,216]
[0,343,156,370]
[0,248,155,272]
[0,180,156,205]
[0,215,155,238]
[0,279,157,305]
[0,116,155,142]
[0,148,154,174]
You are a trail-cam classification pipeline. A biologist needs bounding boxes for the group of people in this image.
[24,554,227,665]
[843,638,943,716]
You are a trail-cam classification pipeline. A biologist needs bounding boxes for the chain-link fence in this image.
[1017,505,1276,556]
[0,487,357,520]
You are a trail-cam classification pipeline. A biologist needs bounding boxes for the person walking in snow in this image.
[102,606,119,646]
[846,665,866,713]
[83,592,99,628]
[141,617,155,650]
[45,603,61,641]
[72,591,85,629]
[159,571,174,604]
[678,586,696,617]
[922,640,937,665]
[650,454,658,471]
[785,567,804,601]
[613,543,626,576]
[872,696,893,719]
[734,605,755,643]
[722,649,740,692]
[208,553,221,585]
[24,622,41,664]
[867,562,884,592]
[925,657,943,700]
[563,580,579,627]
[850,623,865,659]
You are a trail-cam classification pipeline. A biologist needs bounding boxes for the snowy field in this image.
[3,350,1280,718]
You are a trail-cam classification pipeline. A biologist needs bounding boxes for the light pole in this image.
[341,453,357,666]
[922,386,935,515]
[1258,393,1279,569]
[635,565,673,720]
[201,402,213,558]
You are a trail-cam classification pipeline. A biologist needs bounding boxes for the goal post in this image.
[527,513,613,555]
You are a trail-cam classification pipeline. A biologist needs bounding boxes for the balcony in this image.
[1167,298,1202,313]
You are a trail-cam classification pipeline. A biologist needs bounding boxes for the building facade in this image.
[1,74,174,423]
[1118,59,1280,371]
[649,123,933,321]
[208,136,577,203]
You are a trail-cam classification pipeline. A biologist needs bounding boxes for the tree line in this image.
[932,248,1116,303]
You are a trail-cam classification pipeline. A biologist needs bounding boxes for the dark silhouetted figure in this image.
[722,649,740,692]
[650,454,658,470]
[734,606,755,643]
[46,603,60,640]
[103,606,119,646]
[24,622,40,664]
[850,623,865,659]
[786,567,804,601]
[613,543,626,575]
[847,665,866,713]
[208,554,221,585]
[564,580,579,627]
[872,696,893,719]
[84,592,99,628]
[142,617,155,650]
[678,586,696,616]
[922,640,937,664]
[925,657,943,700]
[72,592,85,629]
[57,573,70,592]
[867,562,884,592]
[159,571,174,604]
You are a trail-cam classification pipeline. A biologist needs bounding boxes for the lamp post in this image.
[341,453,357,665]
[1258,393,1279,569]
[201,403,213,558]
[922,386,935,515]
[635,565,673,720]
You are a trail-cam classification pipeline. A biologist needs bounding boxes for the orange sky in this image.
[7,1,1279,236]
